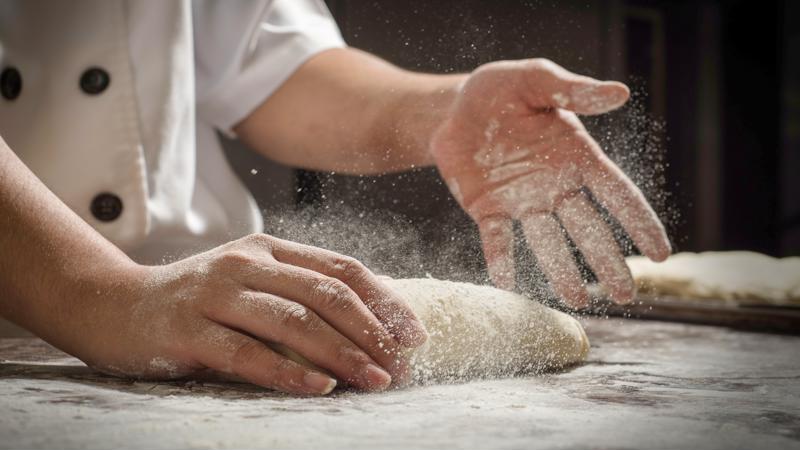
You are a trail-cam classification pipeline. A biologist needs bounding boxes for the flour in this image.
[474,143,532,168]
[585,87,676,242]
[148,357,181,378]
[552,91,569,108]
[551,86,618,112]
[472,118,532,168]
[570,83,627,114]
[484,162,580,219]
[4,320,799,450]
[487,161,545,183]
[484,118,500,143]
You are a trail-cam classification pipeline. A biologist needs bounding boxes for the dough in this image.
[387,278,589,384]
[275,278,589,386]
[626,251,800,304]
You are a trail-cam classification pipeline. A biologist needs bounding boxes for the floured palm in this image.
[431,59,671,307]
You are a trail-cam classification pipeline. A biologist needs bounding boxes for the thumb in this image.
[524,59,630,115]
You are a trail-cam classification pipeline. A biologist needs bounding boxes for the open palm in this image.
[431,59,671,307]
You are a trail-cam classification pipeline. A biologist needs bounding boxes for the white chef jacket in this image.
[0,0,345,264]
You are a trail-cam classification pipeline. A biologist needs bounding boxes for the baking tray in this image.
[583,295,800,335]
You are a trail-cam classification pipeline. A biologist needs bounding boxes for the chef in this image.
[0,0,670,395]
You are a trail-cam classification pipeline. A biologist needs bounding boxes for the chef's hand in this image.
[431,59,671,307]
[87,234,427,395]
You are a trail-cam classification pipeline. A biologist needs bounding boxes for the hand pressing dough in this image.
[274,278,589,386]
[626,251,800,304]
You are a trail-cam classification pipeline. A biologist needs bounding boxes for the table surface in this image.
[1,318,799,450]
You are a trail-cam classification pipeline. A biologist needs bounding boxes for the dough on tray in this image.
[626,251,800,304]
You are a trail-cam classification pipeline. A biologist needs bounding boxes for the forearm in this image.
[235,48,466,174]
[0,136,140,353]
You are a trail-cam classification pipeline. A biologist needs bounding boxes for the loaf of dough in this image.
[386,278,590,384]
[626,251,800,304]
[272,278,590,386]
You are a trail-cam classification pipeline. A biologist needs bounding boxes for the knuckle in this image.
[331,256,369,284]
[216,250,253,269]
[272,357,297,375]
[231,339,267,370]
[242,233,274,248]
[279,303,320,331]
[480,216,512,241]
[311,277,356,312]
[530,57,557,73]
[335,345,372,369]
[367,331,399,358]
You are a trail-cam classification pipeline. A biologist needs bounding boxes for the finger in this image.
[235,260,408,378]
[193,323,337,395]
[477,215,516,290]
[583,155,672,262]
[519,211,588,307]
[269,238,428,347]
[557,193,635,303]
[208,292,392,391]
[524,59,630,115]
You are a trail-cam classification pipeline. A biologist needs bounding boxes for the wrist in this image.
[65,258,154,367]
[378,72,465,169]
[412,73,466,163]
[15,250,147,359]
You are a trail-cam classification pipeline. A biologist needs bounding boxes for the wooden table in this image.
[1,318,799,450]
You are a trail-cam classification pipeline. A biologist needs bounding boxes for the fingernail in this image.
[621,284,636,304]
[606,279,636,305]
[304,372,337,395]
[363,364,392,390]
[614,288,635,305]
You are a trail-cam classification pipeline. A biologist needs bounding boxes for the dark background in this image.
[224,0,799,282]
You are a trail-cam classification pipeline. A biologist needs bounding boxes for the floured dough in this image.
[626,251,800,304]
[274,278,589,386]
[387,278,589,384]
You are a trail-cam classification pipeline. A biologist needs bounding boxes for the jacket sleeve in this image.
[193,0,345,136]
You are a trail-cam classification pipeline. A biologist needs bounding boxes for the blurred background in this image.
[223,0,799,283]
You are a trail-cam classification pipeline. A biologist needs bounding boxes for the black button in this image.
[80,67,110,95]
[1,67,22,100]
[90,193,123,222]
